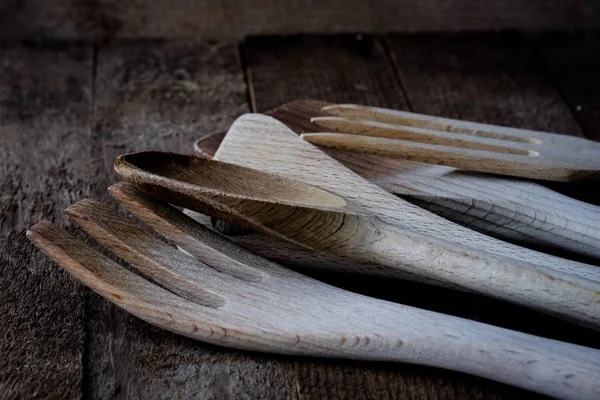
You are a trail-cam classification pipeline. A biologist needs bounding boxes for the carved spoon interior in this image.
[114,150,600,330]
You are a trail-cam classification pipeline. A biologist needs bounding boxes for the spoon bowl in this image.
[115,152,373,252]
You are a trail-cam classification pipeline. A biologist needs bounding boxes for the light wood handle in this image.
[359,223,600,329]
[366,305,600,400]
[28,218,600,400]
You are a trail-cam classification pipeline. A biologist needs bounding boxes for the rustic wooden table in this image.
[1,32,599,399]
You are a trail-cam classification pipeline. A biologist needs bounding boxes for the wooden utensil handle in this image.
[368,304,600,400]
[360,224,600,329]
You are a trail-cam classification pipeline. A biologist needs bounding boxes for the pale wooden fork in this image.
[26,182,600,399]
[304,104,600,182]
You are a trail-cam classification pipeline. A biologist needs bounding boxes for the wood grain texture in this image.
[307,106,600,182]
[388,33,583,137]
[533,32,600,207]
[8,32,600,399]
[190,116,600,328]
[26,189,600,400]
[242,36,600,295]
[2,0,600,40]
[0,43,92,399]
[243,37,471,399]
[244,35,409,112]
[87,40,298,399]
[537,32,600,142]
[229,36,600,398]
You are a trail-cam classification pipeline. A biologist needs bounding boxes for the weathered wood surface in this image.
[244,36,409,112]
[0,43,92,399]
[537,32,600,141]
[86,40,299,399]
[389,33,583,136]
[3,33,600,399]
[2,0,600,40]
[535,32,600,206]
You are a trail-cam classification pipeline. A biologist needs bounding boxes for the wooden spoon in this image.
[114,146,600,329]
[194,100,600,260]
[211,114,600,267]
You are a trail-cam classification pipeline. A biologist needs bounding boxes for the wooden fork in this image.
[303,103,600,182]
[26,183,600,400]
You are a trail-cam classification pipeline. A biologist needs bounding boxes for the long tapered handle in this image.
[28,221,600,399]
[371,303,600,400]
[359,222,600,329]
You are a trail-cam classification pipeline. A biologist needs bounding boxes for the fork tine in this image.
[107,181,267,283]
[298,132,573,181]
[310,117,535,156]
[321,104,539,144]
[65,199,227,308]
[26,221,222,338]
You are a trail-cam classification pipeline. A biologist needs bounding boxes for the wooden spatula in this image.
[303,103,600,182]
[194,100,600,260]
[205,114,600,327]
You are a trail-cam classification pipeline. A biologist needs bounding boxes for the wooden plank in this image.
[244,35,409,112]
[537,32,600,141]
[88,40,298,398]
[388,33,584,137]
[2,1,600,40]
[534,32,600,206]
[536,32,600,205]
[243,34,554,399]
[294,360,545,400]
[0,43,93,399]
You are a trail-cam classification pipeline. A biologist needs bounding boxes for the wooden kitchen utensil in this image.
[304,103,600,182]
[114,145,600,329]
[211,114,600,325]
[193,100,600,260]
[26,183,600,400]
